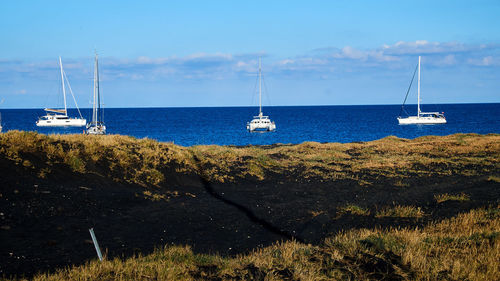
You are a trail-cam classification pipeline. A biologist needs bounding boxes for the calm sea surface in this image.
[1,104,498,146]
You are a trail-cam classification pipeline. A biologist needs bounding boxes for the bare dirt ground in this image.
[1,154,498,278]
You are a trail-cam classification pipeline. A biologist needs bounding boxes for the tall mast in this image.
[259,57,262,116]
[59,57,67,115]
[93,54,98,124]
[96,53,101,123]
[417,56,421,117]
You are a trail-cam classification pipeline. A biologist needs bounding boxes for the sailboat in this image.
[397,56,446,125]
[246,58,276,132]
[36,57,86,127]
[86,53,106,135]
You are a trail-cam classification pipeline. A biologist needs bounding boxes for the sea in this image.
[0,103,498,146]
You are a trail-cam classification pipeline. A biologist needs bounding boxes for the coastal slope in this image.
[0,131,498,279]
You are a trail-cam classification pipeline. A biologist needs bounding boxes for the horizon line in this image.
[1,101,499,110]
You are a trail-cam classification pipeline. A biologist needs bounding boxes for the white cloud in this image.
[278,59,294,65]
[430,54,458,66]
[1,41,499,83]
[236,61,248,67]
[333,46,367,60]
[467,56,499,66]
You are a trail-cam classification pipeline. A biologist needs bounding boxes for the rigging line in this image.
[42,76,58,110]
[96,56,103,124]
[63,70,84,119]
[399,62,419,117]
[98,78,104,124]
[100,99,104,125]
[261,73,272,107]
[251,73,258,108]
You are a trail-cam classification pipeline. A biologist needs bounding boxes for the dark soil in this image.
[0,155,498,278]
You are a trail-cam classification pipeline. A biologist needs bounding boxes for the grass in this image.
[1,131,499,280]
[488,175,500,183]
[0,131,192,187]
[337,204,370,216]
[376,205,425,218]
[22,205,500,281]
[1,131,498,188]
[434,193,471,203]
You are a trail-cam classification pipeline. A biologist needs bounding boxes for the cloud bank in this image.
[0,40,499,108]
[1,40,499,83]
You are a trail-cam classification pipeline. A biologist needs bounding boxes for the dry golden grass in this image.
[0,131,195,187]
[2,131,498,280]
[434,193,471,203]
[376,205,425,218]
[1,131,498,187]
[21,206,499,281]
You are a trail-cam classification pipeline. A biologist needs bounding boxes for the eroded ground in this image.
[0,132,498,278]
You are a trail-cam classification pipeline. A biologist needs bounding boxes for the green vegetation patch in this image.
[337,204,370,216]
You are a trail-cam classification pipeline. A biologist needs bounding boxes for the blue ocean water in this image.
[0,103,498,146]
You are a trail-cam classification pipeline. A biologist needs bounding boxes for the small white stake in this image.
[89,228,103,261]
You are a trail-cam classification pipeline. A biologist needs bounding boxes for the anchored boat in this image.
[86,53,106,135]
[246,58,276,132]
[397,56,446,125]
[36,57,86,127]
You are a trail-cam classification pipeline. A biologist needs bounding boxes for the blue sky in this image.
[0,0,499,108]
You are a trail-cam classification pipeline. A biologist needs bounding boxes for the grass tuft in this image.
[434,193,471,203]
[376,205,425,218]
[337,204,370,216]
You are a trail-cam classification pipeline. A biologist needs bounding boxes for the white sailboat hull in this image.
[36,115,86,127]
[247,116,276,132]
[398,116,446,125]
[247,122,276,132]
[86,124,106,135]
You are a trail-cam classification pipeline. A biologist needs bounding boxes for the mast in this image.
[59,57,67,115]
[417,56,421,117]
[96,53,101,123]
[92,54,98,124]
[259,57,262,116]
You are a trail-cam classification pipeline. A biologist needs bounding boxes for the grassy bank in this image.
[27,206,499,281]
[1,131,499,280]
[0,131,498,187]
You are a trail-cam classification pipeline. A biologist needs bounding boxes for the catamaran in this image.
[86,53,106,135]
[397,56,446,125]
[36,57,86,127]
[246,58,276,132]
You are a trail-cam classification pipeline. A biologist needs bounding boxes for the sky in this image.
[0,0,499,108]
